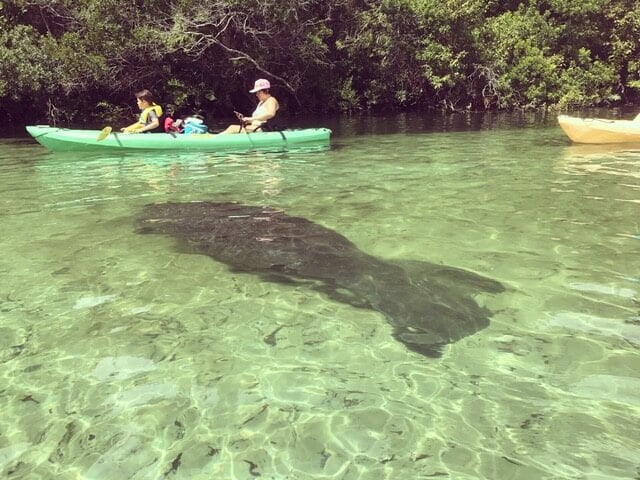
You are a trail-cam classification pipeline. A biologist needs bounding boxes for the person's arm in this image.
[121,122,143,132]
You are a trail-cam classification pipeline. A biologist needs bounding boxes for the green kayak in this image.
[26,125,331,152]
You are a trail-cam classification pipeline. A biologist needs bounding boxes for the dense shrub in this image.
[1,0,639,123]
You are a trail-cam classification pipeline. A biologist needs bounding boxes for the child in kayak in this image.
[121,90,164,133]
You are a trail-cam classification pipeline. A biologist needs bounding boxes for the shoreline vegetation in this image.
[2,0,639,125]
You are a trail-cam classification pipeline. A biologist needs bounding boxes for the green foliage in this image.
[337,77,359,112]
[557,48,618,108]
[1,0,639,123]
[475,6,563,109]
[334,1,430,110]
[0,23,53,99]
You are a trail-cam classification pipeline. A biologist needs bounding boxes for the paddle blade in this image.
[97,126,112,141]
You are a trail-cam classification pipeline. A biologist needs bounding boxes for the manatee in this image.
[135,201,504,357]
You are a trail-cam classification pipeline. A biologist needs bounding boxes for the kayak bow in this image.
[558,115,640,144]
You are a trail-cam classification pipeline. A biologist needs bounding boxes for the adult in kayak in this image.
[221,79,280,134]
[121,89,164,133]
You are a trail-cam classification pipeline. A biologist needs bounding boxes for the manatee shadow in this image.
[135,202,504,357]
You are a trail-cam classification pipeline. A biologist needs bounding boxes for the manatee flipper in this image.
[395,260,505,294]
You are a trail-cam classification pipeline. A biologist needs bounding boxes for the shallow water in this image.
[1,114,639,479]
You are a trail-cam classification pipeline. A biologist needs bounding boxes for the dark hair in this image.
[135,89,155,104]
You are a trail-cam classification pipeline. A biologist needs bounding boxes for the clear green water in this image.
[1,114,639,479]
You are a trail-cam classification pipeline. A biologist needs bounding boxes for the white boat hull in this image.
[558,115,640,144]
